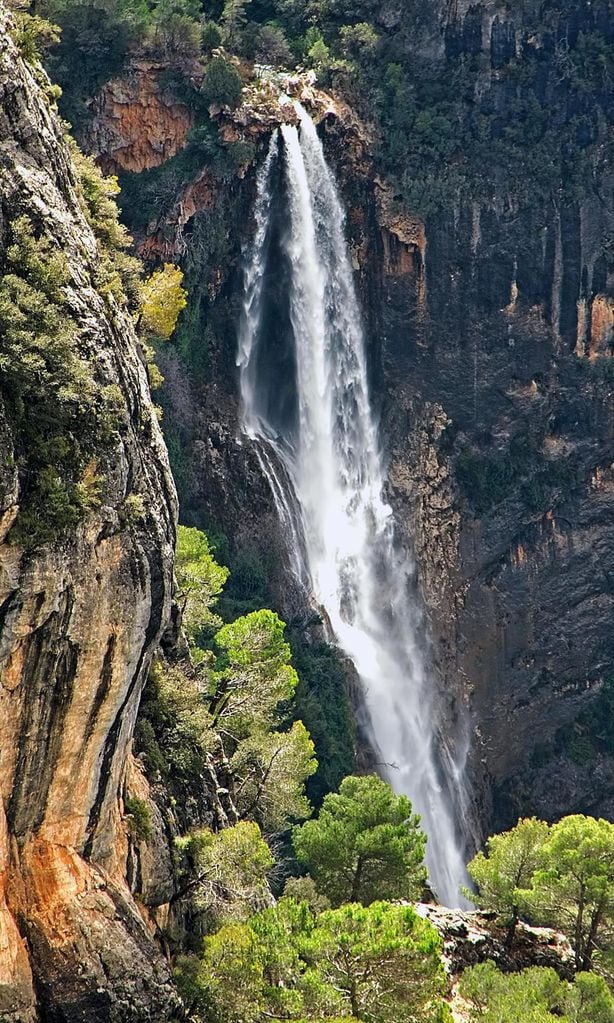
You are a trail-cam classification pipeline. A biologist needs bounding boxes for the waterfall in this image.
[237,104,471,906]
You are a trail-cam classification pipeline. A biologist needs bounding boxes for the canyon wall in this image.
[0,12,181,1019]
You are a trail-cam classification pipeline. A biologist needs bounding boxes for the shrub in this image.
[200,56,243,109]
[13,12,60,64]
[124,795,153,841]
[201,19,223,51]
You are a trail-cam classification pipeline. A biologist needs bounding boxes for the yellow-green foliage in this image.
[175,821,273,925]
[230,720,317,833]
[12,11,60,64]
[176,524,230,652]
[193,898,448,1023]
[211,609,299,734]
[465,817,549,945]
[459,962,614,1023]
[140,262,187,341]
[141,526,317,835]
[138,659,216,778]
[468,814,614,970]
[71,145,142,308]
[124,795,153,842]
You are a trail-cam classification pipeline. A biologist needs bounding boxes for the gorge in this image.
[0,0,613,1017]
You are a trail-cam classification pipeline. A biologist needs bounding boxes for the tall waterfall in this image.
[237,104,471,906]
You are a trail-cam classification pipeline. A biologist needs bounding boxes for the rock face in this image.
[0,12,179,1020]
[85,57,198,175]
[83,5,614,840]
[416,904,575,980]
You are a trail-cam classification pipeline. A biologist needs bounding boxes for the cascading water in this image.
[237,103,471,906]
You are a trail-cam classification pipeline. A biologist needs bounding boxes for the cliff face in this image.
[83,2,613,839]
[372,2,614,829]
[0,13,179,1020]
[85,57,197,176]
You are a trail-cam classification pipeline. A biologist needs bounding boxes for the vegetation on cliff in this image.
[33,0,614,224]
[0,103,185,543]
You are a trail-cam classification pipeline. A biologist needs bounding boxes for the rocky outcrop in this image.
[85,57,198,175]
[416,904,575,980]
[0,12,179,1020]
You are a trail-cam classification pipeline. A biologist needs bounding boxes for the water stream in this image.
[237,104,471,906]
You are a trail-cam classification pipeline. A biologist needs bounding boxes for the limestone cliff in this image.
[0,12,180,1020]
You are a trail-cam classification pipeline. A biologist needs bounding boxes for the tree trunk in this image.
[504,908,519,951]
[350,855,364,902]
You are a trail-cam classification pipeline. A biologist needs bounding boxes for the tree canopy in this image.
[466,817,549,947]
[467,814,614,970]
[292,774,427,906]
[530,815,614,970]
[459,962,614,1023]
[193,898,448,1023]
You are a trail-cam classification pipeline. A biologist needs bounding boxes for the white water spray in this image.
[237,106,471,905]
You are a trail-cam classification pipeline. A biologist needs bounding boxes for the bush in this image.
[124,796,153,841]
[200,56,243,109]
[201,19,223,51]
[13,12,60,64]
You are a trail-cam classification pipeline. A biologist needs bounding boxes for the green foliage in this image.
[467,814,614,970]
[148,0,201,57]
[291,638,356,805]
[40,0,144,125]
[528,815,614,970]
[230,720,316,833]
[140,528,316,837]
[338,22,378,63]
[201,56,244,110]
[71,146,142,307]
[176,524,230,650]
[292,774,427,906]
[13,11,61,64]
[201,19,223,51]
[282,874,331,912]
[459,961,614,1023]
[211,609,298,735]
[175,821,274,927]
[135,659,215,780]
[0,214,121,545]
[303,902,448,1023]
[124,795,153,841]
[221,0,251,47]
[194,897,448,1022]
[466,818,550,945]
[241,22,293,67]
[562,679,614,759]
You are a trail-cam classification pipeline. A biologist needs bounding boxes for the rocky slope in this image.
[0,12,180,1020]
[74,0,614,841]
